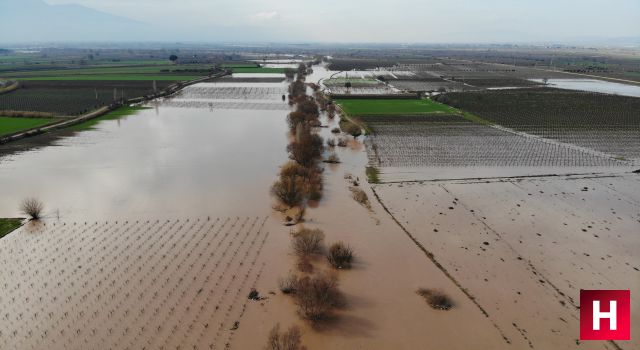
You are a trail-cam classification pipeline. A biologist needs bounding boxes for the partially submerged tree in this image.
[292,228,325,257]
[295,273,343,321]
[264,324,305,350]
[21,198,43,220]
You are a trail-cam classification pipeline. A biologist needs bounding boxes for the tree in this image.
[169,55,178,62]
[21,198,43,220]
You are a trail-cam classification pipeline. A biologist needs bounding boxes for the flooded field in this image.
[373,173,640,349]
[530,78,640,97]
[0,82,291,219]
[1,59,639,350]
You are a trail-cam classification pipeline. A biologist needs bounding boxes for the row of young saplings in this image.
[264,63,356,350]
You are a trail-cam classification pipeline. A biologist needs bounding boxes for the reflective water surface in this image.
[530,78,640,97]
[0,81,291,219]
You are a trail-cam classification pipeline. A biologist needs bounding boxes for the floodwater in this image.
[529,78,640,97]
[0,81,291,219]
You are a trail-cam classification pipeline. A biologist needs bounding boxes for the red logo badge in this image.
[580,290,630,340]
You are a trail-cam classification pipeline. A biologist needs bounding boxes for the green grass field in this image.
[0,116,55,137]
[0,218,23,239]
[335,98,458,116]
[71,106,148,131]
[231,67,285,74]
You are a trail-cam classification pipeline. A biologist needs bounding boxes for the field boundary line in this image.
[376,171,629,185]
[370,186,513,346]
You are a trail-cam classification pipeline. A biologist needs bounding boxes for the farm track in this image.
[0,216,271,350]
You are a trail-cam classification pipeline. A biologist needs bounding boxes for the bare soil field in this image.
[372,172,640,349]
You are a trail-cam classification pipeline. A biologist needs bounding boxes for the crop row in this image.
[365,122,626,167]
[436,88,640,160]
[0,217,271,350]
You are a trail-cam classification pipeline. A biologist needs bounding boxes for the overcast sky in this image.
[36,0,640,43]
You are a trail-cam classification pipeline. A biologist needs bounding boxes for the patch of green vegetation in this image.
[459,111,491,125]
[0,218,23,239]
[365,166,380,184]
[231,67,285,74]
[336,98,458,116]
[70,106,148,131]
[0,116,56,137]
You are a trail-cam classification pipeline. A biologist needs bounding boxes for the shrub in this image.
[292,228,324,256]
[327,242,354,269]
[295,273,343,321]
[365,166,380,183]
[416,288,453,310]
[21,198,43,220]
[278,273,299,294]
[264,324,304,350]
[340,120,362,137]
[350,187,370,209]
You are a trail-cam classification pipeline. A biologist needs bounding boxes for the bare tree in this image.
[21,198,43,220]
[264,324,305,350]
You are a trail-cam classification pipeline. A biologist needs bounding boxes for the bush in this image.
[350,187,370,209]
[264,324,304,350]
[21,198,43,220]
[292,228,324,257]
[295,273,343,321]
[327,242,354,269]
[416,288,453,310]
[279,273,299,294]
[340,120,362,137]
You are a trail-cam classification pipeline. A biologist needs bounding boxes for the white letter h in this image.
[593,300,617,331]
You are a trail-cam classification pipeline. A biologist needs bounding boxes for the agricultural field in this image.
[70,106,147,131]
[437,88,640,162]
[0,116,56,137]
[336,98,457,116]
[0,80,172,116]
[0,217,271,350]
[364,116,624,168]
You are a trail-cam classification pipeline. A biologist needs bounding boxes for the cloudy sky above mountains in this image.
[2,0,639,44]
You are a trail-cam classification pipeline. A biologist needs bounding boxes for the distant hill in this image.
[0,0,153,43]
